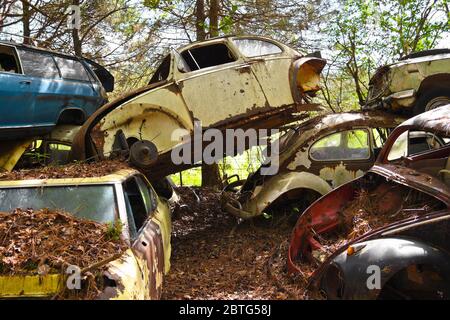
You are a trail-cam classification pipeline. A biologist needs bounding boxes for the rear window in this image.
[18,49,60,78]
[310,129,370,161]
[54,57,90,81]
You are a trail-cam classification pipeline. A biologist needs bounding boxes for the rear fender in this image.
[290,57,327,102]
[318,237,450,299]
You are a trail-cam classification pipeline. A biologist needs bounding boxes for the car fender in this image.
[290,57,327,102]
[99,249,152,300]
[318,237,450,300]
[0,139,33,172]
[241,171,332,217]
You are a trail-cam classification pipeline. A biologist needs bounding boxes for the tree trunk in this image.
[21,0,31,44]
[195,0,222,188]
[195,0,206,41]
[209,0,219,37]
[72,0,82,56]
[201,162,223,188]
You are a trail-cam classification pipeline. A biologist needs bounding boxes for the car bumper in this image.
[221,192,259,219]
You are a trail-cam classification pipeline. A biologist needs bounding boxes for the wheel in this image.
[413,89,450,115]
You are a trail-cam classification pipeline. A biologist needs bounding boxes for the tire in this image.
[413,89,450,115]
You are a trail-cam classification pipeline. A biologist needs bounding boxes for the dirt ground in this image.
[162,187,309,300]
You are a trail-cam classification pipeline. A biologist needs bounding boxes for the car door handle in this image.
[19,80,31,85]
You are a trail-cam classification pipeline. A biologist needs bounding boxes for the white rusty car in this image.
[364,49,450,115]
[70,35,326,177]
[222,112,406,219]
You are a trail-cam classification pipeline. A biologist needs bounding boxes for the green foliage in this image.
[105,220,123,241]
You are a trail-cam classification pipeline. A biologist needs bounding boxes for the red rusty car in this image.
[288,105,450,299]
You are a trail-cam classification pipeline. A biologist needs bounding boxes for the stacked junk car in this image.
[0,20,450,302]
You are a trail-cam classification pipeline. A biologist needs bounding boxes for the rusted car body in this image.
[0,168,171,299]
[0,125,80,172]
[288,105,450,299]
[70,35,326,177]
[364,49,450,115]
[222,112,405,219]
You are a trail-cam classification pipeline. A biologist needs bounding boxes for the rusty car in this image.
[288,105,450,300]
[221,111,405,219]
[0,167,171,299]
[69,35,326,178]
[364,48,450,115]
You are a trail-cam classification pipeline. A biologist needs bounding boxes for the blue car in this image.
[0,41,114,139]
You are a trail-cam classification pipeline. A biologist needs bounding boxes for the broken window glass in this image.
[232,39,282,58]
[310,129,370,161]
[180,43,236,72]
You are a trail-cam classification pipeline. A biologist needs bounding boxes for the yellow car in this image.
[0,167,171,299]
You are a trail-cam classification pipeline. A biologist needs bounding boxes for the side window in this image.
[149,55,171,84]
[372,128,390,149]
[310,129,370,161]
[180,43,236,72]
[388,130,443,161]
[54,56,90,81]
[135,176,157,213]
[123,177,148,237]
[18,49,59,78]
[232,39,282,57]
[0,45,19,73]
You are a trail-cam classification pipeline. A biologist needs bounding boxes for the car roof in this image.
[177,35,286,52]
[0,40,82,60]
[399,48,450,61]
[399,104,450,136]
[0,168,140,188]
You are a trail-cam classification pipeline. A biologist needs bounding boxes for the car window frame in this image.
[177,40,240,74]
[53,55,92,83]
[308,127,373,163]
[16,47,62,79]
[387,130,446,162]
[0,44,25,75]
[0,183,120,222]
[135,174,158,215]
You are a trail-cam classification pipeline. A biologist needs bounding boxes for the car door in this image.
[230,38,296,108]
[175,41,267,127]
[0,44,35,128]
[123,176,165,299]
[53,56,103,120]
[308,128,375,188]
[16,48,63,128]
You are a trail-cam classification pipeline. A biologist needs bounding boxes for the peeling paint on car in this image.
[319,162,364,188]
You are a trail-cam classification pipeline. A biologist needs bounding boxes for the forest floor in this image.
[162,187,310,300]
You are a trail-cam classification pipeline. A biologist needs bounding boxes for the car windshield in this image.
[0,185,117,224]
